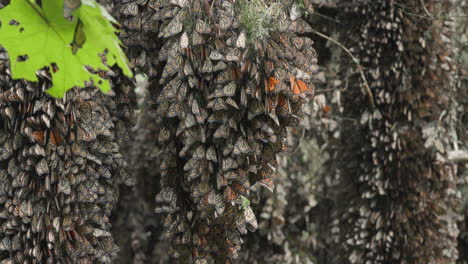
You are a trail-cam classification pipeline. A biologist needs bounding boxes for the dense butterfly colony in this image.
[1,0,467,263]
[235,81,334,263]
[330,1,460,263]
[99,0,318,262]
[0,45,134,264]
[0,1,136,262]
[150,0,317,262]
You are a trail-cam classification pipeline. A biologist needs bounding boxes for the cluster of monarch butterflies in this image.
[151,0,318,262]
[0,42,133,263]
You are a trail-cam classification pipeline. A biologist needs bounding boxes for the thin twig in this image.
[419,0,434,19]
[315,88,336,93]
[327,114,359,123]
[312,12,342,24]
[309,28,375,109]
[291,128,306,155]
[394,3,433,20]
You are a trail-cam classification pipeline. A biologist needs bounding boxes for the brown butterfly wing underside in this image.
[50,128,63,145]
[33,130,46,145]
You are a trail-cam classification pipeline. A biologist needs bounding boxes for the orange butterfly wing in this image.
[290,76,303,95]
[290,77,311,95]
[296,80,309,93]
[292,83,301,95]
[266,77,279,92]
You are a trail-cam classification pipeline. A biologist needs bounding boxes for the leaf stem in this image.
[25,0,49,25]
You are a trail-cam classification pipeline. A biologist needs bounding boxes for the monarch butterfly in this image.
[277,94,289,109]
[224,186,237,202]
[192,145,206,160]
[122,2,138,16]
[222,157,237,171]
[226,48,240,62]
[217,173,227,189]
[191,31,204,46]
[265,77,280,92]
[243,206,258,232]
[258,178,274,192]
[231,183,248,195]
[213,61,227,72]
[206,146,217,162]
[208,98,227,111]
[226,98,239,109]
[180,32,189,49]
[221,82,237,97]
[236,32,246,49]
[50,128,63,145]
[225,171,239,181]
[219,12,233,30]
[32,130,46,145]
[177,83,188,101]
[233,136,250,155]
[241,60,251,72]
[170,0,188,8]
[215,70,231,84]
[214,124,230,139]
[158,78,181,102]
[290,76,311,95]
[288,20,312,34]
[201,59,214,73]
[167,102,183,118]
[209,50,224,61]
[161,55,183,79]
[231,68,241,81]
[195,19,211,34]
[162,12,183,38]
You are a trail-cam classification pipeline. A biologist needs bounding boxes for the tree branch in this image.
[309,28,376,109]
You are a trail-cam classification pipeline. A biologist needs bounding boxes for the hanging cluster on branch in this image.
[148,0,317,262]
[0,0,135,260]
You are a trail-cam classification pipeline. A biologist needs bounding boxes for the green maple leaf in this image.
[0,0,132,97]
[240,195,250,210]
